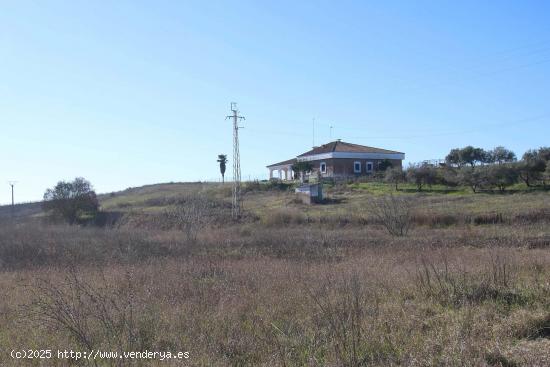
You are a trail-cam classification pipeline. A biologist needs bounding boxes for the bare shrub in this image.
[166,195,215,241]
[308,273,399,366]
[26,269,154,364]
[415,253,523,307]
[369,194,414,236]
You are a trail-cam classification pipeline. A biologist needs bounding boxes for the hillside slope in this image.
[3,181,550,226]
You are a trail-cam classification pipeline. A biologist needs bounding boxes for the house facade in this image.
[267,140,404,180]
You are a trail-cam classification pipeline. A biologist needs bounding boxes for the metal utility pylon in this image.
[8,181,16,218]
[226,103,245,218]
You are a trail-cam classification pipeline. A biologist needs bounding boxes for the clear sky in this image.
[1,0,550,203]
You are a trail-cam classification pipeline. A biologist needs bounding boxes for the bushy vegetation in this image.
[291,161,313,182]
[401,145,550,193]
[384,167,406,190]
[42,177,99,224]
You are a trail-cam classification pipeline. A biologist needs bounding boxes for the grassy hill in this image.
[4,180,550,226]
[1,180,549,365]
[0,201,42,220]
[98,180,550,226]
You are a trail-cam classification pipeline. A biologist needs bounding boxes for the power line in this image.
[241,112,549,141]
[347,113,549,140]
[400,56,550,95]
[244,127,310,138]
[251,42,550,138]
[383,39,550,94]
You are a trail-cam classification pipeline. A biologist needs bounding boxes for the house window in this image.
[320,162,327,174]
[354,161,361,173]
[366,162,373,173]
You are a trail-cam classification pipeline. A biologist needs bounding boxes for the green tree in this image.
[406,164,437,191]
[43,177,99,224]
[446,146,489,167]
[378,159,393,172]
[544,162,550,188]
[457,167,485,193]
[384,167,405,190]
[537,146,550,162]
[518,150,546,187]
[445,148,462,167]
[459,146,488,167]
[488,146,516,165]
[440,167,460,187]
[291,161,313,183]
[486,164,519,192]
[217,154,228,183]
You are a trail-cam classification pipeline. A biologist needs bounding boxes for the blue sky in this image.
[1,0,550,203]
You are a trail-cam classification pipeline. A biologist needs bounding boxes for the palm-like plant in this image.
[217,154,228,183]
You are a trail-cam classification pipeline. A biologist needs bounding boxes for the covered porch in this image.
[266,158,296,181]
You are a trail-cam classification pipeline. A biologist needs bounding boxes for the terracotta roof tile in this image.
[297,140,403,157]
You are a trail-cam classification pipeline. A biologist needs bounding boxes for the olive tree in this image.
[459,146,488,167]
[457,167,485,193]
[406,164,437,191]
[446,146,489,167]
[518,150,546,187]
[537,147,550,162]
[544,162,550,188]
[486,164,519,192]
[488,146,516,165]
[445,148,462,167]
[384,167,406,190]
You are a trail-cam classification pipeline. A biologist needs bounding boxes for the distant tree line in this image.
[384,146,550,193]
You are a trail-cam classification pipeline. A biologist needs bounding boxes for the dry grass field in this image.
[1,182,549,366]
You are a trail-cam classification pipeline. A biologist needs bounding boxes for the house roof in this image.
[266,158,297,168]
[267,141,404,168]
[297,140,404,157]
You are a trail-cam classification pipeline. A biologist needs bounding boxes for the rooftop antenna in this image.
[226,103,245,219]
[7,181,17,218]
[312,118,315,148]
